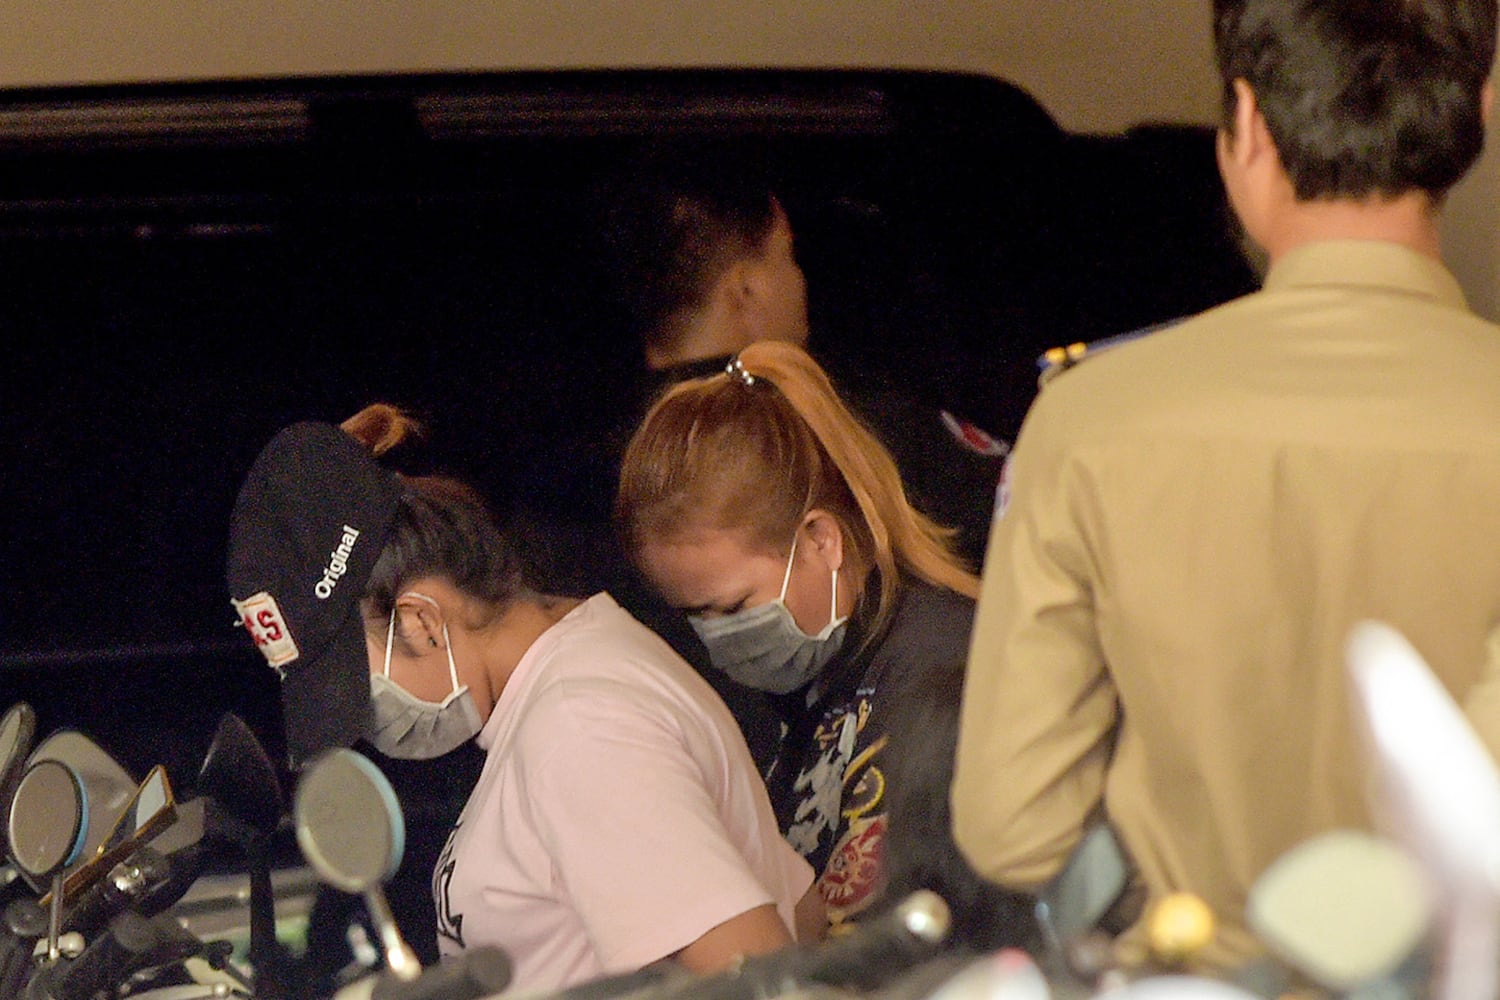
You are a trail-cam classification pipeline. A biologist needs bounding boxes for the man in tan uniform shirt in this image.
[952,0,1500,973]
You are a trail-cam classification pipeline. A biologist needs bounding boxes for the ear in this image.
[1222,78,1270,170]
[728,247,783,326]
[702,257,761,348]
[799,509,845,572]
[1482,81,1494,125]
[720,257,759,314]
[394,592,448,651]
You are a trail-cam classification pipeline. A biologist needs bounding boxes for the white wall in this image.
[0,0,1493,318]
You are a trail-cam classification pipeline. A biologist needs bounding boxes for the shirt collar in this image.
[1262,240,1468,310]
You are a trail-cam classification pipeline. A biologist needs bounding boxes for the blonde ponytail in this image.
[617,342,978,642]
[735,342,980,614]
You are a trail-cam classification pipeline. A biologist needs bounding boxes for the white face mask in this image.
[688,534,849,695]
[368,591,484,759]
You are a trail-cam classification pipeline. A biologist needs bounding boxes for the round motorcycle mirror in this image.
[7,759,88,882]
[27,729,137,892]
[1247,828,1432,993]
[295,748,419,982]
[7,758,88,963]
[0,702,38,857]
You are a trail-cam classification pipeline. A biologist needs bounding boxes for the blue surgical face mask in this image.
[368,592,484,759]
[688,535,848,695]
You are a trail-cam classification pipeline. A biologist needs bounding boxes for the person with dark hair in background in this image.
[600,154,1010,571]
[228,404,820,996]
[953,0,1500,974]
[616,341,1034,948]
[604,159,810,375]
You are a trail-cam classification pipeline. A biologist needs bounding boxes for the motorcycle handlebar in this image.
[28,910,203,1000]
[659,889,953,1000]
[60,847,176,941]
[366,946,513,1000]
[0,898,48,998]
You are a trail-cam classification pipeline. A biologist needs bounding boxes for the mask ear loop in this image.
[441,622,462,696]
[383,606,397,678]
[830,566,840,625]
[779,529,841,629]
[777,533,801,602]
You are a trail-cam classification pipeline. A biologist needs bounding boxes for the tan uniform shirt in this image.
[952,240,1500,969]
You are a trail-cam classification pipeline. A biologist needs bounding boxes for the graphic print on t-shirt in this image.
[433,822,464,949]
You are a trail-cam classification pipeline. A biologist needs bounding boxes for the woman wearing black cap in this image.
[227,403,821,995]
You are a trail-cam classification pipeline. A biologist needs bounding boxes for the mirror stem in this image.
[45,872,63,963]
[365,886,421,981]
[244,833,296,1000]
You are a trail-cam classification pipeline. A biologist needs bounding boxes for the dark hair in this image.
[340,404,537,626]
[1212,0,1497,200]
[601,151,782,354]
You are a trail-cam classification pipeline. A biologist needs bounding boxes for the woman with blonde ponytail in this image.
[616,341,1026,945]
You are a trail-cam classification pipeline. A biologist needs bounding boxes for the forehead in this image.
[636,527,786,607]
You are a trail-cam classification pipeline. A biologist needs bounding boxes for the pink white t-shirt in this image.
[432,593,812,994]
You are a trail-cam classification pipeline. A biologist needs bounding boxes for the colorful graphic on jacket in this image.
[782,689,891,927]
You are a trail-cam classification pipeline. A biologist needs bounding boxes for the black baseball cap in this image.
[226,422,403,768]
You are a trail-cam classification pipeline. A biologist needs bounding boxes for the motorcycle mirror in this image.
[6,759,87,882]
[7,758,88,963]
[0,703,38,857]
[1246,828,1432,992]
[197,713,283,840]
[26,729,137,893]
[1345,620,1500,1000]
[43,764,179,911]
[295,748,420,983]
[1033,820,1131,964]
[149,796,205,856]
[1110,975,1263,1000]
[100,765,176,857]
[195,714,288,998]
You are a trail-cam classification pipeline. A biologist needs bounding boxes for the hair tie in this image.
[725,355,756,386]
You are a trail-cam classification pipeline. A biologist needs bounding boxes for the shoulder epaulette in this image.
[1035,318,1186,388]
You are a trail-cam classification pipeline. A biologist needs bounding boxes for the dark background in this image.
[0,69,1256,797]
